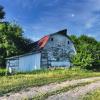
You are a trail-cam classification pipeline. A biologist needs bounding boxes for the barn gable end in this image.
[41,30,76,68]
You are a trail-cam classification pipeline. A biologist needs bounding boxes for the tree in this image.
[79,35,97,45]
[0,22,33,67]
[0,5,33,68]
[71,35,100,70]
[72,44,94,69]
[0,5,5,21]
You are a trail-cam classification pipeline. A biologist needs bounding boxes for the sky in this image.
[0,0,100,41]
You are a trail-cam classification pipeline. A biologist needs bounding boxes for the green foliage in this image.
[70,35,100,70]
[0,68,6,76]
[0,5,33,67]
[0,22,32,67]
[72,44,94,68]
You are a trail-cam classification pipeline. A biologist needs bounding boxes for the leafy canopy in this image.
[70,35,100,70]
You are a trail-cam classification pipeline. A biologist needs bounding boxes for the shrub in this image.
[72,44,94,69]
[70,35,100,70]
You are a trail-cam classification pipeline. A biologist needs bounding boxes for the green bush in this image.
[70,35,100,70]
[72,44,94,69]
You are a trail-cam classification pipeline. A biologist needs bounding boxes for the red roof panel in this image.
[38,35,49,48]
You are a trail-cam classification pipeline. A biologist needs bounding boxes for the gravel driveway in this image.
[0,77,100,100]
[46,81,100,100]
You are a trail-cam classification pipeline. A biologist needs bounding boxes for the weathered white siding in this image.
[41,34,76,68]
[7,53,41,72]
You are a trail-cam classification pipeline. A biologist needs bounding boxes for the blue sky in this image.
[0,0,100,41]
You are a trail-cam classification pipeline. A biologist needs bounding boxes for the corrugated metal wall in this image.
[7,53,41,72]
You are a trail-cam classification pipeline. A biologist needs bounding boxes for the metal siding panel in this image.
[18,53,41,72]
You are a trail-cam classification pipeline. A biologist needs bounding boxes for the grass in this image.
[0,68,100,96]
[83,89,100,100]
[0,68,6,76]
[32,82,93,100]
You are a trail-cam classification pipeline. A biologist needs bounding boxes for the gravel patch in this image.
[46,81,100,100]
[0,77,100,100]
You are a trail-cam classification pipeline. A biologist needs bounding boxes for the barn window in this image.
[68,41,70,44]
[51,38,53,41]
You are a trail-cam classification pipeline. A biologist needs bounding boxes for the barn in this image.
[6,29,76,72]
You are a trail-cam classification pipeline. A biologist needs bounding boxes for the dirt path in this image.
[46,81,100,100]
[0,77,100,100]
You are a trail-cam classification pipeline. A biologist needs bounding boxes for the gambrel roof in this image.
[6,29,72,59]
[28,29,71,52]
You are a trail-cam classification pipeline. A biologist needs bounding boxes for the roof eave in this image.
[6,50,41,60]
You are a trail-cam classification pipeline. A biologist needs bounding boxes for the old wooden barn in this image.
[6,29,76,72]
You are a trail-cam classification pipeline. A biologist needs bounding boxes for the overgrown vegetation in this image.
[83,89,100,100]
[0,68,100,96]
[70,35,100,70]
[0,68,6,76]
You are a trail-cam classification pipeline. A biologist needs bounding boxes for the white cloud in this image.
[85,17,96,29]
